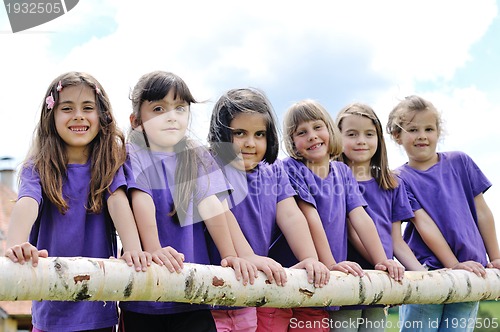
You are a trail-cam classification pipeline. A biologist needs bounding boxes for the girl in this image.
[335,102,426,331]
[5,71,150,332]
[207,88,330,332]
[119,71,256,332]
[386,95,500,332]
[271,99,404,331]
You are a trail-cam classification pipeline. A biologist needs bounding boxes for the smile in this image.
[69,126,89,132]
[307,143,323,150]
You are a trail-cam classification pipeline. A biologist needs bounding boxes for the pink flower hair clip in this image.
[95,86,101,95]
[46,93,55,110]
[56,80,63,92]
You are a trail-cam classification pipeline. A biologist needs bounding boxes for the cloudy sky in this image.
[1,0,499,242]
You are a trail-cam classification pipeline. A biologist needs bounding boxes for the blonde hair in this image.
[336,102,397,190]
[283,99,342,160]
[386,95,443,139]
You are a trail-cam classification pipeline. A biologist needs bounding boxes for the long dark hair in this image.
[129,70,201,218]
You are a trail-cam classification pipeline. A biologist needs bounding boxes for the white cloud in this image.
[1,0,499,246]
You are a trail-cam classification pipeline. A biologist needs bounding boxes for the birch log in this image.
[0,257,499,307]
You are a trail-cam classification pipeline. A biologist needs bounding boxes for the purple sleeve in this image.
[282,158,317,208]
[338,163,367,213]
[123,145,157,196]
[105,165,127,200]
[391,182,415,222]
[461,153,491,196]
[397,174,422,212]
[17,164,43,205]
[193,149,232,203]
[273,160,297,203]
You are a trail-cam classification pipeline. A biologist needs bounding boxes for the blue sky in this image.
[1,0,499,242]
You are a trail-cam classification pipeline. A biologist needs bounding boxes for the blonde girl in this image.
[272,99,404,331]
[387,95,499,331]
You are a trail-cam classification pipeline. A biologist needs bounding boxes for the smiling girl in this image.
[387,95,500,331]
[5,71,150,332]
[207,88,329,332]
[270,99,404,331]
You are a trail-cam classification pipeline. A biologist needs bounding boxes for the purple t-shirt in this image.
[397,151,491,269]
[269,158,366,266]
[120,143,231,315]
[19,161,123,331]
[348,178,414,266]
[208,160,296,263]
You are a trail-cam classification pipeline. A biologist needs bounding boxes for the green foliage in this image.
[385,301,500,332]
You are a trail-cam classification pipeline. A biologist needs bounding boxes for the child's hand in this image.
[151,246,185,273]
[375,259,405,281]
[120,250,152,272]
[487,258,500,269]
[330,261,364,277]
[5,242,48,267]
[242,254,287,286]
[291,258,330,288]
[221,256,258,286]
[452,260,487,277]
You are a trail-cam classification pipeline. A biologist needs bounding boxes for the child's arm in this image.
[199,195,257,285]
[391,221,426,271]
[411,208,486,276]
[5,197,48,266]
[108,188,152,272]
[298,200,363,277]
[276,197,330,287]
[474,193,500,268]
[349,206,405,281]
[222,200,286,286]
[130,190,184,272]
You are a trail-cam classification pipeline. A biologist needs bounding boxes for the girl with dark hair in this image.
[120,71,255,332]
[208,88,329,332]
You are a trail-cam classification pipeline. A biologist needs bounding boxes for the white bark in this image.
[0,257,499,307]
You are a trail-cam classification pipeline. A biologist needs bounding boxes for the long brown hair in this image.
[25,71,125,214]
[336,102,397,190]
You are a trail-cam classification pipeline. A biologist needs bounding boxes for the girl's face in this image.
[134,89,189,152]
[54,84,100,163]
[340,115,378,167]
[395,109,439,170]
[292,119,330,165]
[230,113,267,171]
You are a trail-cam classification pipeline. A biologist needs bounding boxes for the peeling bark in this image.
[1,257,499,307]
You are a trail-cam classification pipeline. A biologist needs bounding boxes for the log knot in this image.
[73,275,90,284]
[212,276,225,287]
[299,288,314,298]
